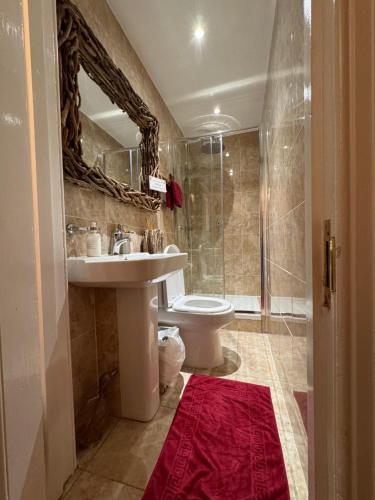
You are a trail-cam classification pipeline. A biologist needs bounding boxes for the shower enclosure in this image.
[175,130,262,315]
[101,131,263,315]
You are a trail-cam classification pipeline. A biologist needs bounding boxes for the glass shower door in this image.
[185,136,225,298]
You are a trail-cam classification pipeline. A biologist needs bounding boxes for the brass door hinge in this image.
[324,220,336,308]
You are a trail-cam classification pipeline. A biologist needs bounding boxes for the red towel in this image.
[171,180,183,207]
[166,180,183,210]
[166,183,174,209]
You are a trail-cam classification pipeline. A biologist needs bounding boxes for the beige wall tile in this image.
[71,329,99,417]
[94,289,119,378]
[68,285,95,340]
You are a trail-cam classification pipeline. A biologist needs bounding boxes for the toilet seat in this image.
[172,295,232,314]
[162,245,233,315]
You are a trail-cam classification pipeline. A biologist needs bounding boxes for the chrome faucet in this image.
[111,226,132,255]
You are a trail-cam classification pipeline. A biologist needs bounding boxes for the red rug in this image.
[143,375,290,499]
[293,391,308,433]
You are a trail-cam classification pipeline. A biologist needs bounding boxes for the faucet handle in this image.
[113,225,125,240]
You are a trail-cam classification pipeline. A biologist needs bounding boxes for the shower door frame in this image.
[183,135,226,299]
[183,128,263,314]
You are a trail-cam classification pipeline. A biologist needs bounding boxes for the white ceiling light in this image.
[225,152,230,157]
[214,106,221,115]
[194,26,205,41]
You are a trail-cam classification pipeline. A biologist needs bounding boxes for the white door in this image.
[0,0,75,498]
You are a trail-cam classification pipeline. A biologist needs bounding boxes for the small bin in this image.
[158,326,185,391]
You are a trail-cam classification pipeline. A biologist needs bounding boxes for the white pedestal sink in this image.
[68,252,187,421]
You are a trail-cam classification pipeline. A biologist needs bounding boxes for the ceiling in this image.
[79,69,140,148]
[107,0,276,137]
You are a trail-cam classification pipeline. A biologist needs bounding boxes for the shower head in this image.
[200,138,225,155]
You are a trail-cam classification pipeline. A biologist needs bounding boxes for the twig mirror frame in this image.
[57,0,161,211]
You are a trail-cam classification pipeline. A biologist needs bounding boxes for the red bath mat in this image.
[143,375,290,499]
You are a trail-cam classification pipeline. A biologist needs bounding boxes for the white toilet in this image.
[158,244,235,369]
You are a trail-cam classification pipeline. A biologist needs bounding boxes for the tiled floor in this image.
[62,330,308,500]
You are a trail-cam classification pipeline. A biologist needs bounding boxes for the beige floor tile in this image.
[62,468,83,498]
[234,342,275,386]
[77,417,119,468]
[85,406,175,490]
[160,371,192,409]
[291,428,308,483]
[213,346,242,376]
[271,387,296,435]
[292,382,309,393]
[278,431,308,500]
[62,470,143,500]
[193,345,243,382]
[219,329,238,350]
[237,331,266,349]
[290,338,308,387]
[282,388,307,438]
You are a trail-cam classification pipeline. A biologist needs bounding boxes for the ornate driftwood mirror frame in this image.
[57,0,161,211]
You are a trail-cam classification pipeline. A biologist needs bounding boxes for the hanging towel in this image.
[171,180,183,208]
[166,182,174,209]
[166,176,183,210]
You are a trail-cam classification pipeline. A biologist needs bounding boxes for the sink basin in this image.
[68,252,188,288]
[67,252,188,422]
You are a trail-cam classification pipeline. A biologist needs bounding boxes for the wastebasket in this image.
[158,326,185,391]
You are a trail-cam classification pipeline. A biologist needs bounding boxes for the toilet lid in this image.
[172,295,232,314]
[164,244,185,306]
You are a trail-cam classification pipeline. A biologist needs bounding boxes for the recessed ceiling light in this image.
[225,152,230,157]
[214,106,221,115]
[194,27,205,41]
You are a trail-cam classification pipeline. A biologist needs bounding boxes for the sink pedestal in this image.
[116,284,160,421]
[67,252,187,422]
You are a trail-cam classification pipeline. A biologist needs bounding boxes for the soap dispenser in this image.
[87,222,101,257]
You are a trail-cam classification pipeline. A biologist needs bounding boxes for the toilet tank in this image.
[164,244,185,306]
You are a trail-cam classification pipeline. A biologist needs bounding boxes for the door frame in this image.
[311,0,374,497]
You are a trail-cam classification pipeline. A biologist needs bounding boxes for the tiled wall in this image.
[185,132,261,300]
[260,0,307,388]
[66,0,185,429]
[223,132,261,298]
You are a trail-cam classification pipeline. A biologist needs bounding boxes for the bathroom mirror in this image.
[79,69,142,190]
[57,0,161,211]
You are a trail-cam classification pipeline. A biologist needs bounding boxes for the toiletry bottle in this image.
[142,230,149,253]
[87,222,101,257]
[148,229,154,254]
